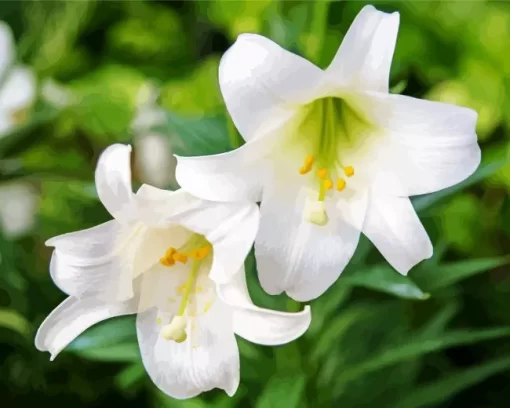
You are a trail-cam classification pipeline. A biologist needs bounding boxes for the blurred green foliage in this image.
[1,0,510,407]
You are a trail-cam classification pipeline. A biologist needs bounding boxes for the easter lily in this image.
[175,5,481,301]
[35,144,311,399]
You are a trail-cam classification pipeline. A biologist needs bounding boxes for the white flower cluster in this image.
[33,6,480,400]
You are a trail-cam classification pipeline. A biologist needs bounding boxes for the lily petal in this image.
[95,144,136,223]
[355,92,480,196]
[35,296,137,360]
[219,33,325,142]
[362,195,433,275]
[136,185,260,284]
[175,134,272,203]
[255,182,366,302]
[217,270,311,345]
[46,221,139,302]
[137,305,239,399]
[0,67,36,111]
[327,5,400,93]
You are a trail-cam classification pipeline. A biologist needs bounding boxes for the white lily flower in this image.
[0,21,37,238]
[174,5,481,301]
[35,144,311,399]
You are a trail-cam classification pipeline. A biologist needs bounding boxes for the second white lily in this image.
[35,144,311,399]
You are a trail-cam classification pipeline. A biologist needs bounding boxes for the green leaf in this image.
[155,112,231,156]
[256,372,306,408]
[412,159,505,213]
[339,327,510,384]
[115,363,145,391]
[0,308,31,337]
[341,265,430,300]
[412,256,510,292]
[66,316,138,361]
[395,355,510,408]
[72,343,140,362]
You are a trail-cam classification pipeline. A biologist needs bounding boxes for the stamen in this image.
[190,246,211,260]
[159,247,177,266]
[299,155,314,175]
[324,179,333,190]
[336,178,346,191]
[344,166,355,177]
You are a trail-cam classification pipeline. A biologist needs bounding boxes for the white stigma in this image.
[304,199,329,226]
[161,316,188,343]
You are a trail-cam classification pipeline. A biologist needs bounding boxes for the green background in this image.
[1,0,510,407]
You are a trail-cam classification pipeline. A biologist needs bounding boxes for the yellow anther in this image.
[172,252,188,264]
[190,246,211,260]
[336,178,346,191]
[317,168,328,179]
[324,179,333,190]
[344,166,355,177]
[159,256,175,267]
[299,155,314,175]
[157,317,162,325]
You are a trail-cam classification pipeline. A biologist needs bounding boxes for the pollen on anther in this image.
[344,166,355,177]
[337,178,346,191]
[173,252,188,264]
[159,257,175,267]
[324,179,333,190]
[317,168,328,179]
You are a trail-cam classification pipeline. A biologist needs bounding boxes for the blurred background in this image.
[1,0,510,407]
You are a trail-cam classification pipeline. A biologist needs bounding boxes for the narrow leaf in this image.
[256,372,306,408]
[341,265,429,300]
[412,256,510,292]
[395,355,510,408]
[339,327,510,383]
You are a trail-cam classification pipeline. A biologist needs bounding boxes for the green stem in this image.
[306,0,331,65]
[177,258,201,316]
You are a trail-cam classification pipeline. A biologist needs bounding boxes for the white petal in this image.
[362,195,433,275]
[95,144,136,223]
[217,270,311,345]
[255,182,366,302]
[327,5,399,92]
[136,185,259,284]
[137,304,239,399]
[46,221,143,302]
[0,67,36,111]
[175,134,272,203]
[35,296,137,360]
[350,92,481,196]
[220,33,325,141]
[0,22,14,78]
